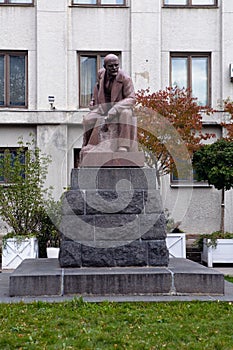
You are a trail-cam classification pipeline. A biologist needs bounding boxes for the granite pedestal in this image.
[59,164,169,268]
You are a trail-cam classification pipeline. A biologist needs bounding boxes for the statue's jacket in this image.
[90,68,136,116]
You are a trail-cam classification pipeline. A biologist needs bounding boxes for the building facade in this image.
[0,0,232,234]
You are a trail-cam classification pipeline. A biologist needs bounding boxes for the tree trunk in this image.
[220,187,225,233]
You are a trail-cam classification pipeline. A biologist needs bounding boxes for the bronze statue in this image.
[82,54,136,153]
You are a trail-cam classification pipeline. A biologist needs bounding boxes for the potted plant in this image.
[0,137,52,269]
[194,231,233,267]
[193,138,233,267]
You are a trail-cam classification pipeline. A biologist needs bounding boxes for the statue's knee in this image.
[119,109,133,125]
[120,109,132,117]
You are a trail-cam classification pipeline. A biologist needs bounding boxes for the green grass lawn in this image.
[0,300,233,350]
[225,275,233,284]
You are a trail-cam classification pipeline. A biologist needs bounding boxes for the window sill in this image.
[0,107,28,110]
[70,5,128,8]
[170,182,212,188]
[162,5,218,9]
[0,4,34,6]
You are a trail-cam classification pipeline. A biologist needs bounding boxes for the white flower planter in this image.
[166,233,186,258]
[2,237,38,270]
[202,238,233,267]
[46,247,60,259]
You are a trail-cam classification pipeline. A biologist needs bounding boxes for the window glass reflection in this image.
[9,0,33,3]
[101,0,124,4]
[171,57,188,89]
[0,56,4,106]
[164,0,187,5]
[192,0,215,4]
[10,55,25,106]
[73,0,96,4]
[192,57,208,106]
[80,56,97,108]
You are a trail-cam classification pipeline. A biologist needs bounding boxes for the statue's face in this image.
[105,58,119,77]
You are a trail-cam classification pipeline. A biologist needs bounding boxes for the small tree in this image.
[0,137,52,238]
[136,86,214,186]
[192,138,233,233]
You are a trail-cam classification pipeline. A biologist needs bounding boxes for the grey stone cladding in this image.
[59,167,169,267]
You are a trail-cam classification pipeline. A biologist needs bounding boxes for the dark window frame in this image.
[163,0,218,8]
[0,51,28,108]
[0,147,27,184]
[0,0,34,5]
[170,52,211,107]
[170,124,222,185]
[74,148,81,168]
[78,51,121,108]
[72,0,126,7]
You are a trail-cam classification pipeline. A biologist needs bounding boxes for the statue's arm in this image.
[89,83,99,110]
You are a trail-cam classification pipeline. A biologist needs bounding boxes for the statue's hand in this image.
[105,112,115,123]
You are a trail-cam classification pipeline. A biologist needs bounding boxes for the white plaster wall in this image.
[161,174,222,234]
[0,126,36,146]
[0,7,35,49]
[70,8,130,51]
[36,0,68,110]
[36,125,68,200]
[131,2,161,92]
[161,8,220,51]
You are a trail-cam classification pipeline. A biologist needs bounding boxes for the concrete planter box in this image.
[166,233,186,258]
[202,238,233,267]
[2,237,38,270]
[46,247,60,259]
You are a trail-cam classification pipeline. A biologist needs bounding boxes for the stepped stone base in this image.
[9,258,225,297]
[59,166,169,268]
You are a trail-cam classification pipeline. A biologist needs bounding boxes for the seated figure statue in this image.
[81,54,137,155]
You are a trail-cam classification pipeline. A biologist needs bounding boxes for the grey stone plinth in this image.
[79,151,145,167]
[71,167,157,190]
[9,258,225,297]
[59,167,169,268]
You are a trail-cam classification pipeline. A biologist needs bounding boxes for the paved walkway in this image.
[0,265,233,303]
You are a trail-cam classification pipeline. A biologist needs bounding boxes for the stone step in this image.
[9,258,225,297]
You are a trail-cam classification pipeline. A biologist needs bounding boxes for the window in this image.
[79,52,120,108]
[164,0,217,6]
[72,0,125,5]
[0,148,26,183]
[171,53,211,106]
[0,52,27,108]
[74,148,81,168]
[171,160,198,183]
[171,125,221,184]
[0,0,33,4]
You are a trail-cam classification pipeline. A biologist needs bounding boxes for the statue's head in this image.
[104,54,119,78]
